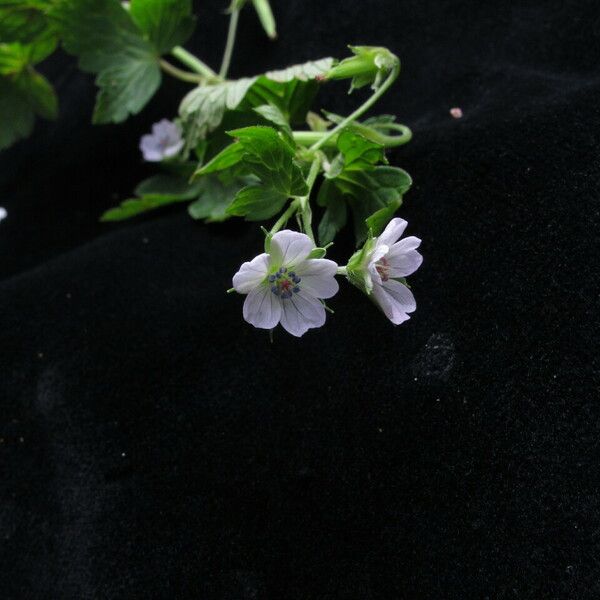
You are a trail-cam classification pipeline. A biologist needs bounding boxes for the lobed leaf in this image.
[51,0,162,123]
[129,0,195,55]
[0,0,52,43]
[228,125,308,196]
[318,164,412,245]
[226,185,287,221]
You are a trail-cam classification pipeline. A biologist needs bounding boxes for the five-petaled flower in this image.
[350,218,422,325]
[139,119,184,162]
[232,230,339,337]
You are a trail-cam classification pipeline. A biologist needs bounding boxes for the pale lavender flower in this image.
[347,218,423,325]
[139,119,184,162]
[0,207,6,223]
[232,230,339,337]
[359,218,422,325]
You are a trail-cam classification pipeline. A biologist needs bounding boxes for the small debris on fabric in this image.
[0,207,7,222]
[450,107,463,119]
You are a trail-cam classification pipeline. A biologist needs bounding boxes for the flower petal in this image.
[232,253,270,293]
[368,261,382,286]
[377,218,408,247]
[279,293,326,337]
[152,119,178,140]
[389,236,421,254]
[369,243,389,265]
[162,138,184,158]
[270,230,314,267]
[372,279,416,325]
[295,258,339,299]
[386,237,423,277]
[139,135,162,162]
[243,285,282,329]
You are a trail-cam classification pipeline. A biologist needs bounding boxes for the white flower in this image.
[139,119,184,162]
[350,218,422,325]
[232,230,339,337]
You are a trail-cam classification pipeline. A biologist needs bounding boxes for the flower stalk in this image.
[308,61,400,153]
[219,8,241,78]
[171,46,221,81]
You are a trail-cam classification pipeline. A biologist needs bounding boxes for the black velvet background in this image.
[2,1,600,598]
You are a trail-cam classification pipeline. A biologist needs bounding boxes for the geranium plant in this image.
[0,0,422,336]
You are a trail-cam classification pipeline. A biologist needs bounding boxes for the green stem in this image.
[336,266,347,276]
[219,9,240,78]
[365,122,413,146]
[270,199,300,235]
[295,155,322,243]
[159,59,205,84]
[171,46,220,81]
[270,156,322,240]
[308,62,400,153]
[293,122,412,149]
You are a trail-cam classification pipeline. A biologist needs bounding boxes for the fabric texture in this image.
[1,0,599,597]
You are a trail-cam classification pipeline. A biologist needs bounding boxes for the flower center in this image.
[375,257,390,282]
[268,267,301,300]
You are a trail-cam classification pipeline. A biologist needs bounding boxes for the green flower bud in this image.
[326,46,399,92]
[346,236,376,295]
[252,0,277,39]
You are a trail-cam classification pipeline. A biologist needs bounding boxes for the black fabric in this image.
[1,1,599,597]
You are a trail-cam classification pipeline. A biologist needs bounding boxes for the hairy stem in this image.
[308,63,400,152]
[270,199,300,235]
[293,123,412,149]
[295,155,322,244]
[159,59,206,83]
[219,9,240,78]
[171,46,220,81]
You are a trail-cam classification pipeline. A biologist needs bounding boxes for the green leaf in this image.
[227,185,287,221]
[365,198,402,237]
[253,103,290,134]
[51,0,161,124]
[335,130,386,171]
[179,77,258,147]
[187,174,246,222]
[134,174,203,199]
[193,141,245,177]
[264,57,333,82]
[317,179,347,246]
[326,166,412,245]
[228,125,308,196]
[179,57,334,150]
[0,76,33,149]
[101,174,203,221]
[0,59,57,150]
[0,0,52,43]
[0,34,56,74]
[13,67,57,118]
[100,195,188,221]
[129,0,195,54]
[92,60,160,124]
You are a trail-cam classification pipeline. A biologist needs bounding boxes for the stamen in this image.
[269,268,301,300]
[375,257,390,282]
